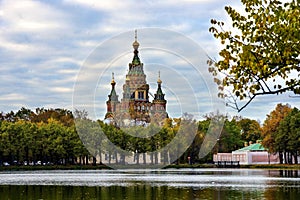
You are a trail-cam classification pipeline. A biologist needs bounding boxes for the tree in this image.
[262,103,292,163]
[237,117,262,142]
[182,121,206,164]
[277,107,300,164]
[32,108,74,126]
[217,118,243,153]
[15,107,35,121]
[208,0,300,111]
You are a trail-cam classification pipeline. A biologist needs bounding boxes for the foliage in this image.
[277,107,300,164]
[208,0,300,111]
[0,108,86,166]
[237,117,262,142]
[198,113,244,163]
[261,103,292,154]
[5,106,300,166]
[217,118,243,153]
[0,119,86,165]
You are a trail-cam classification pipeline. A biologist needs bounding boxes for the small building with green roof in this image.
[214,141,280,165]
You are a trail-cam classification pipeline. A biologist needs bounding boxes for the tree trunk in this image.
[86,155,89,165]
[108,152,111,164]
[284,152,287,164]
[119,154,123,165]
[92,156,96,166]
[162,150,167,165]
[288,152,292,164]
[99,152,102,164]
[136,153,140,164]
[279,152,283,164]
[294,152,298,164]
[150,153,153,164]
[115,152,118,164]
[143,153,146,164]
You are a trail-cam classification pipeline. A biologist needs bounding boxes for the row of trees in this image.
[0,115,89,166]
[0,108,93,165]
[0,104,298,166]
[77,115,255,165]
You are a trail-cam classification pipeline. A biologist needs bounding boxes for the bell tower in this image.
[152,71,168,120]
[105,72,120,119]
[123,30,152,123]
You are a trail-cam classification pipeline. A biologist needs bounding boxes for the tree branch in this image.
[229,84,298,112]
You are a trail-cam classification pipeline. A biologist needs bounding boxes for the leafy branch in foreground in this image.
[208,0,300,112]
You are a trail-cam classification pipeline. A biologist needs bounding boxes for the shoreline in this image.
[1,164,300,171]
[163,163,300,170]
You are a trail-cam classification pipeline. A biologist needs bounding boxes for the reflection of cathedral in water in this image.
[105,30,168,126]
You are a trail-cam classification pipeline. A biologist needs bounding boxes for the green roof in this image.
[236,143,266,151]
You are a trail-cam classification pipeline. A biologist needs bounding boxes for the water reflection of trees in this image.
[0,185,268,200]
[264,186,299,200]
[279,170,299,178]
[264,170,300,200]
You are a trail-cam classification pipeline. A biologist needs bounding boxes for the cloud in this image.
[0,1,69,33]
[0,93,26,101]
[63,0,132,11]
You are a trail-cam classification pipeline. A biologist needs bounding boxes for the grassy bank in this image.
[165,163,300,169]
[239,164,300,169]
[164,163,300,169]
[0,164,111,171]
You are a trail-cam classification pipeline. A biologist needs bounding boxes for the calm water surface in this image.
[0,168,299,199]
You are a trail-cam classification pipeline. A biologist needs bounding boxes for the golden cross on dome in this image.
[157,70,162,84]
[111,72,116,84]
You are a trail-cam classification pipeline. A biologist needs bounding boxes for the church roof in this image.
[108,72,119,102]
[109,87,118,101]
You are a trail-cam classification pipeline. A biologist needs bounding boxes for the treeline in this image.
[0,104,299,166]
[0,108,89,166]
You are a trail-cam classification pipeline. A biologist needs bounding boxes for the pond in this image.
[0,169,299,199]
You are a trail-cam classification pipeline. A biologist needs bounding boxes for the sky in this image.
[0,0,299,123]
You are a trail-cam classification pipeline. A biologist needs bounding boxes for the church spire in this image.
[157,70,162,84]
[111,72,115,84]
[154,71,165,101]
[132,29,139,50]
[131,29,141,66]
[109,72,118,102]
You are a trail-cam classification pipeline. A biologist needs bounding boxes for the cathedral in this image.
[105,30,168,126]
